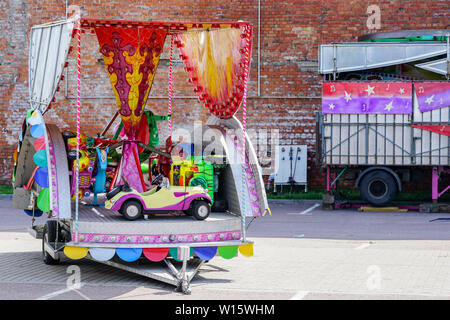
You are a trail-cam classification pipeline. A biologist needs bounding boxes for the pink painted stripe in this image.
[72,230,242,244]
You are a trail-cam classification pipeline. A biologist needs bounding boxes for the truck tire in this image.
[42,220,60,265]
[359,170,397,207]
[121,200,143,220]
[191,200,211,220]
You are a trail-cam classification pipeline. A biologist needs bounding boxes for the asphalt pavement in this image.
[1,197,450,300]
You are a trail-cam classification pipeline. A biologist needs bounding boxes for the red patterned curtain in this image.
[94,26,167,138]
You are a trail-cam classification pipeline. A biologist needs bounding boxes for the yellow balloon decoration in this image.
[64,246,89,260]
[238,244,254,257]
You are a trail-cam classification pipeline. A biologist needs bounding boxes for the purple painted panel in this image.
[174,192,189,197]
[322,82,413,114]
[72,230,242,244]
[414,82,450,113]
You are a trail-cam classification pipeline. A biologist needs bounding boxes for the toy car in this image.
[104,174,212,221]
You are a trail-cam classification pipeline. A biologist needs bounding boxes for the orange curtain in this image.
[175,26,253,119]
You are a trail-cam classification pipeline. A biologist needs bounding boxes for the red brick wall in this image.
[0,0,449,188]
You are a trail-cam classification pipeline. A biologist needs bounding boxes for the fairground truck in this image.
[316,29,450,209]
[11,16,269,294]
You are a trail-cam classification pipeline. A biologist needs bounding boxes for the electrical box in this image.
[273,145,307,192]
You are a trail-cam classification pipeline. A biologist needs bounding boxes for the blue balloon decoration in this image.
[116,248,142,262]
[24,209,43,217]
[194,247,217,261]
[35,167,49,188]
[33,150,48,167]
[30,124,44,138]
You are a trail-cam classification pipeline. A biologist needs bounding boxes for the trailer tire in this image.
[121,200,143,221]
[42,220,60,265]
[359,170,397,207]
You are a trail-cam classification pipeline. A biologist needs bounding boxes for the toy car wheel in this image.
[121,200,143,221]
[191,200,210,221]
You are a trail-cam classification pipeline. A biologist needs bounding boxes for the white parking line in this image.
[287,203,320,216]
[290,290,309,300]
[36,284,85,300]
[355,243,371,250]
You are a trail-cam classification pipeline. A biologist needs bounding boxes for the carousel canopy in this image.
[28,18,253,136]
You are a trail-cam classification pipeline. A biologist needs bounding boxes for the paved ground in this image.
[1,197,450,300]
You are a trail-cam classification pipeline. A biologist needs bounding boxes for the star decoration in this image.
[384,101,394,112]
[344,91,352,102]
[425,95,435,105]
[329,104,335,110]
[399,88,405,95]
[365,85,375,96]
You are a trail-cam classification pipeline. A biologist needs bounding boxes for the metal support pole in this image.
[326,165,331,192]
[432,166,439,204]
[446,33,449,80]
[257,0,261,96]
[74,18,81,243]
[177,246,191,294]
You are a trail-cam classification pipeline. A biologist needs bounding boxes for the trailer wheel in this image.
[121,200,143,220]
[191,201,211,220]
[42,220,60,265]
[359,170,397,207]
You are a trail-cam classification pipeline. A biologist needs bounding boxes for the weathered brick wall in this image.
[0,0,449,189]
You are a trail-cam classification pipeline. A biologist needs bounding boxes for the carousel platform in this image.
[66,202,243,248]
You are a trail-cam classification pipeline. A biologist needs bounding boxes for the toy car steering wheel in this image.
[151,174,164,185]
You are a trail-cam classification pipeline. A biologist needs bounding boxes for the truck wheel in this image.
[191,201,211,220]
[360,170,397,207]
[121,200,143,220]
[42,220,60,265]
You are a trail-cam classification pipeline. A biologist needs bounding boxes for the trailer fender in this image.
[355,167,402,192]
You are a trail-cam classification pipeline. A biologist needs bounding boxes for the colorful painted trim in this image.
[64,243,253,262]
[46,129,59,217]
[322,82,413,114]
[71,230,241,244]
[414,82,450,113]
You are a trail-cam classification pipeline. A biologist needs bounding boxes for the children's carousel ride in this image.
[11,15,269,293]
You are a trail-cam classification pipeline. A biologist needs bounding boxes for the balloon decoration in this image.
[116,248,143,262]
[24,209,44,217]
[89,247,116,261]
[26,110,52,214]
[194,246,217,260]
[37,188,50,212]
[34,135,46,151]
[30,124,45,138]
[33,150,47,168]
[217,245,238,259]
[64,244,253,263]
[143,247,169,262]
[64,246,89,260]
[35,167,49,188]
[238,243,254,257]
